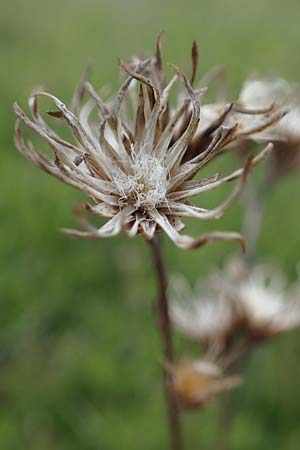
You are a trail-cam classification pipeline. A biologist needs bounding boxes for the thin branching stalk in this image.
[148,235,183,450]
[214,344,252,450]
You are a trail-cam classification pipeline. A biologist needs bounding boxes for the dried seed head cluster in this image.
[14,37,278,249]
[172,358,241,409]
[171,256,300,347]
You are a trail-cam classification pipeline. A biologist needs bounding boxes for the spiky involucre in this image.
[14,37,278,249]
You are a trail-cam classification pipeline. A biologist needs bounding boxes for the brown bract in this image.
[14,37,276,249]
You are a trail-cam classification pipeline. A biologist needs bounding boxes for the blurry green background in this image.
[1,0,300,449]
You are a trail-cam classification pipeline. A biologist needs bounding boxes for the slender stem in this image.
[148,235,183,450]
[214,392,234,450]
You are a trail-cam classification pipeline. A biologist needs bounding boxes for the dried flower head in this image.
[172,358,241,409]
[238,77,300,180]
[171,256,300,345]
[14,37,275,249]
[226,257,300,339]
[170,274,236,348]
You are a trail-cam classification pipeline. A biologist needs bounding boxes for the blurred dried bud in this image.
[172,358,241,409]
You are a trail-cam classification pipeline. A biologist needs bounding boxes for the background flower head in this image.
[238,77,300,180]
[171,256,300,347]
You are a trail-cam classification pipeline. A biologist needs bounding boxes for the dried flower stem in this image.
[148,235,183,450]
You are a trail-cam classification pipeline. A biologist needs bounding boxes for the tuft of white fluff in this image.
[113,153,169,210]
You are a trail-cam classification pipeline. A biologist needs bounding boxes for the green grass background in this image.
[1,0,300,448]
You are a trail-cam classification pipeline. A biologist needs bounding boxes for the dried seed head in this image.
[170,274,237,348]
[14,37,276,248]
[229,257,300,338]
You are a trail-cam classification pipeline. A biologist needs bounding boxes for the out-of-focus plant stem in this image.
[214,342,253,450]
[148,235,183,450]
[214,391,233,450]
[242,174,271,266]
[242,178,264,266]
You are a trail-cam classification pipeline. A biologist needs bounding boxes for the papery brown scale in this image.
[184,103,234,162]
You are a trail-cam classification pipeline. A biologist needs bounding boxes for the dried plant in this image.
[14,35,284,450]
[14,37,279,250]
